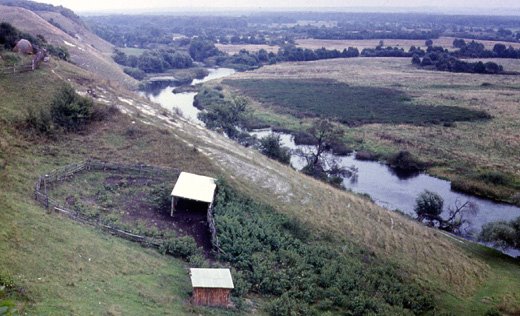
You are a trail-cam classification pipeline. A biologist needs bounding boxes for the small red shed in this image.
[189,268,234,307]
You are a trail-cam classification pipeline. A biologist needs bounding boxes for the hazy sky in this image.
[44,0,520,13]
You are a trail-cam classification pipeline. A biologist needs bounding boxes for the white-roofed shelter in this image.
[170,172,217,216]
[189,268,234,306]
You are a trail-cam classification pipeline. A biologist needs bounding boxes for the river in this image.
[141,68,236,124]
[142,68,520,257]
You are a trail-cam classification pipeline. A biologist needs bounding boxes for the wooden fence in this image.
[33,160,222,252]
[1,49,46,76]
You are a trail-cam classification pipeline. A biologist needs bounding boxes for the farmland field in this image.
[296,36,520,51]
[222,57,520,203]
[215,43,279,55]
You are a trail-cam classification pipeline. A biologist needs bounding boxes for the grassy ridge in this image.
[224,78,490,126]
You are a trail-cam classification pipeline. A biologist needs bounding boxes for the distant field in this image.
[215,43,279,55]
[296,36,520,51]
[120,47,148,56]
[224,78,490,125]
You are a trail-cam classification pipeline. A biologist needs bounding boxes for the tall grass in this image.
[224,78,490,126]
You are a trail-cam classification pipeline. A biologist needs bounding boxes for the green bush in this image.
[159,236,200,259]
[479,216,520,249]
[123,67,146,80]
[388,151,426,172]
[24,106,52,135]
[50,85,94,132]
[148,184,171,213]
[46,45,70,61]
[212,183,434,315]
[258,133,291,164]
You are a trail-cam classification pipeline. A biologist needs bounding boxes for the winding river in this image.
[141,68,236,124]
[142,68,520,257]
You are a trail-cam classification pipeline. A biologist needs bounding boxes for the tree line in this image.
[113,48,193,78]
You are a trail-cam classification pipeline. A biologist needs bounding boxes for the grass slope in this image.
[0,5,137,89]
[0,60,223,314]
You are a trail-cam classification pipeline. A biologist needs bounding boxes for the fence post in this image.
[44,175,48,195]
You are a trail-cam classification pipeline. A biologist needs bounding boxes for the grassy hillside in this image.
[0,59,227,314]
[223,57,520,204]
[0,4,136,89]
[0,54,513,315]
[0,7,519,314]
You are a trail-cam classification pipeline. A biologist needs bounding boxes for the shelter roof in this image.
[189,268,234,289]
[171,172,216,203]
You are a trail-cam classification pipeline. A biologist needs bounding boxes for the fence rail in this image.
[33,160,195,251]
[1,49,47,76]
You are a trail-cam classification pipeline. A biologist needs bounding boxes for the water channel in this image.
[142,68,520,257]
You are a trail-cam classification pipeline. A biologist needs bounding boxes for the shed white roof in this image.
[189,268,234,289]
[171,172,216,204]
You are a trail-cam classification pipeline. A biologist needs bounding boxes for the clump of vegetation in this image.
[387,150,426,172]
[451,169,520,204]
[22,84,105,135]
[123,67,146,80]
[414,52,504,74]
[224,79,491,126]
[355,151,380,161]
[257,133,291,164]
[479,216,520,250]
[159,236,203,262]
[46,44,70,61]
[49,85,94,132]
[478,170,511,186]
[113,48,193,74]
[414,190,478,235]
[213,183,434,315]
[197,93,250,140]
[297,120,356,188]
[148,184,172,213]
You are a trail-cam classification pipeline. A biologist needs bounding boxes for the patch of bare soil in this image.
[103,175,213,256]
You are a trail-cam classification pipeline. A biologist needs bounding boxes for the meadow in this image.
[224,78,490,125]
[222,57,520,204]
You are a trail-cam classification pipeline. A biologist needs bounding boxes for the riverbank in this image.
[139,65,520,257]
[134,64,520,313]
[214,58,520,207]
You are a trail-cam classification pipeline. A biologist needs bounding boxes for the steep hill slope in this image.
[0,4,136,88]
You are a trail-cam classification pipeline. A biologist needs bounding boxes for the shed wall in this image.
[192,287,231,307]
